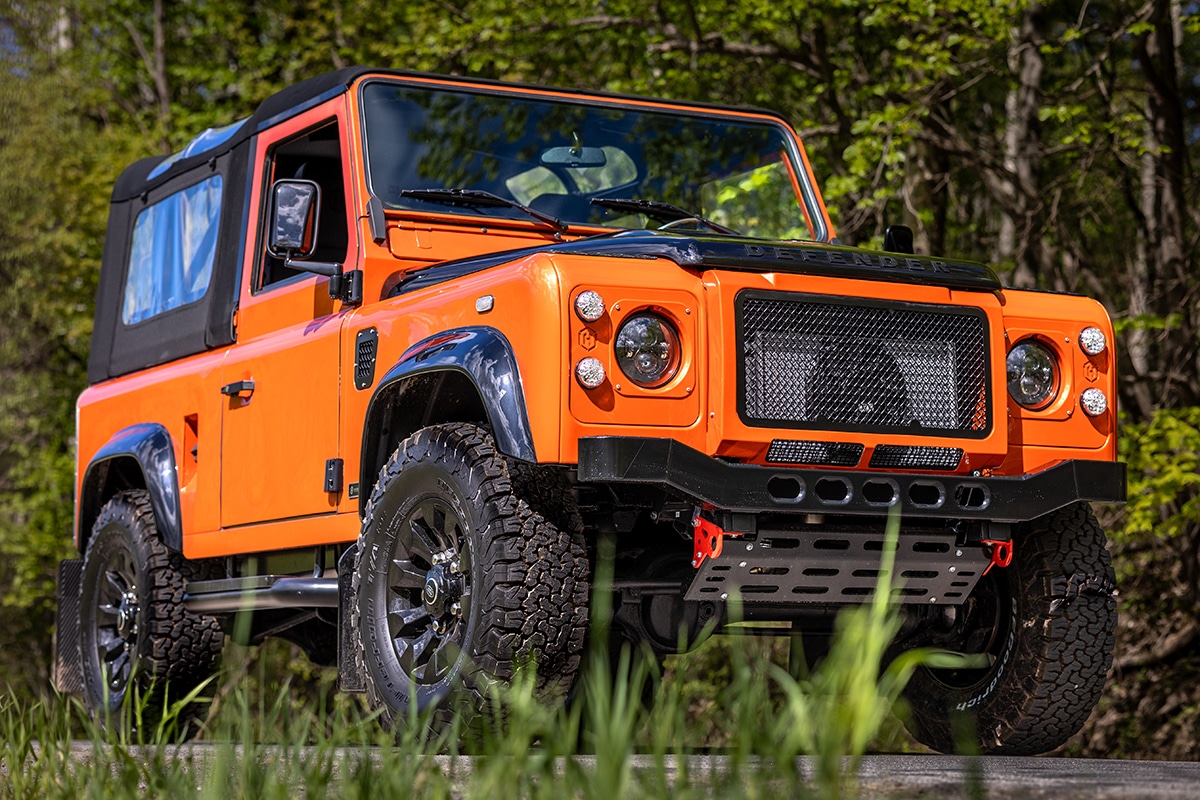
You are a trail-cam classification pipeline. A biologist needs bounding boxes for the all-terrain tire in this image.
[352,423,589,731]
[78,491,224,736]
[505,458,584,536]
[901,503,1117,755]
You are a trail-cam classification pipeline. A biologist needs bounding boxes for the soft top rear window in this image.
[122,175,223,326]
[361,82,819,241]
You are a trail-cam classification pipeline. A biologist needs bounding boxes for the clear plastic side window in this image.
[122,175,223,325]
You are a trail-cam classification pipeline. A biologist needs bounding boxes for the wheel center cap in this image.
[423,564,450,616]
[423,576,441,605]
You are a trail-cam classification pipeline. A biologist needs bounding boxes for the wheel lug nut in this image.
[450,602,461,617]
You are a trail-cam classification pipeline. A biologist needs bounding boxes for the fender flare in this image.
[360,326,536,515]
[77,422,182,553]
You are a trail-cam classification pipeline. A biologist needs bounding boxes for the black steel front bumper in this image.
[577,437,1125,523]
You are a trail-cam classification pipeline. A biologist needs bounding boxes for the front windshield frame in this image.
[357,78,829,243]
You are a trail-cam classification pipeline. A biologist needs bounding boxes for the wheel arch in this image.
[359,326,536,516]
[77,422,182,554]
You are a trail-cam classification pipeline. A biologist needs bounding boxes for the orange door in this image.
[219,306,343,526]
[219,100,356,528]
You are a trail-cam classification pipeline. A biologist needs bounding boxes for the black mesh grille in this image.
[869,445,963,471]
[354,328,378,391]
[739,292,989,437]
[767,440,864,466]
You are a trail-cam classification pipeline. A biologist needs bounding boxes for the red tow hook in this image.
[981,539,1014,576]
[692,511,740,569]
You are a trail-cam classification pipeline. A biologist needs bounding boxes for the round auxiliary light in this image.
[1080,388,1108,417]
[1006,340,1058,409]
[615,314,681,387]
[575,357,606,389]
[1079,326,1107,356]
[574,290,606,323]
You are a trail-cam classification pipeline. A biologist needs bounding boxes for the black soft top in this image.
[111,67,365,202]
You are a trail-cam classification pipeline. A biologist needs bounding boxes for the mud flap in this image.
[337,546,365,693]
[53,559,84,694]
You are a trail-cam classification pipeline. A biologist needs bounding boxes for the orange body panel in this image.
[76,70,1119,562]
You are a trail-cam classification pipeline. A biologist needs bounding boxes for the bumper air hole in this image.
[902,570,940,579]
[814,477,851,504]
[767,476,804,502]
[803,567,839,577]
[862,479,899,506]
[954,483,990,509]
[907,481,945,508]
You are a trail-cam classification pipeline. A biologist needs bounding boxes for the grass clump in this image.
[1,509,970,800]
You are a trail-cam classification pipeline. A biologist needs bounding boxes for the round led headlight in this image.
[575,357,606,389]
[615,314,680,387]
[1080,388,1108,417]
[1079,326,1107,356]
[574,290,606,323]
[1006,340,1058,409]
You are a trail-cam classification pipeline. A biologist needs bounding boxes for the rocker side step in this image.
[183,574,339,613]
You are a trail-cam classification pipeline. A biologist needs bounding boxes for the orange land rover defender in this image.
[54,67,1123,754]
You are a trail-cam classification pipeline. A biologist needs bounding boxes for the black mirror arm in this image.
[283,254,363,307]
[284,254,341,277]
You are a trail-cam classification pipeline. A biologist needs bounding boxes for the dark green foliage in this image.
[1,0,1198,759]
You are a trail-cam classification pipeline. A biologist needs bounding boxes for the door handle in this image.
[221,379,255,398]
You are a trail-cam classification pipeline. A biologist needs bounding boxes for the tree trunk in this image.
[1134,0,1197,411]
[902,136,947,256]
[997,3,1047,288]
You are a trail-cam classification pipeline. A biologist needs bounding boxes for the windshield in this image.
[360,81,821,241]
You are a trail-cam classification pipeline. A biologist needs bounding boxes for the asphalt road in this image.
[59,744,1200,798]
[850,755,1200,799]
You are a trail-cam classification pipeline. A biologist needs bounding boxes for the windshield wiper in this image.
[400,188,568,233]
[589,197,739,236]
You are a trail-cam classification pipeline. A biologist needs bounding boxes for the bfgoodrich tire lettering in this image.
[78,490,223,734]
[352,423,589,730]
[901,503,1117,755]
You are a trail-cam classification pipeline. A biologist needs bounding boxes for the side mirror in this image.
[265,178,362,307]
[268,179,320,258]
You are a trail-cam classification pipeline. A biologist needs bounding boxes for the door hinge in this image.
[325,458,344,493]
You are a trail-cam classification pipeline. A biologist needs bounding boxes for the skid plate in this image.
[685,527,990,605]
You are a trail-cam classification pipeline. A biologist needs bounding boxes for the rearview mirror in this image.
[884,224,915,255]
[540,146,607,169]
[268,179,320,257]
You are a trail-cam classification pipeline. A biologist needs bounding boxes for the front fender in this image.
[77,422,182,552]
[359,326,536,514]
